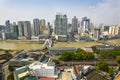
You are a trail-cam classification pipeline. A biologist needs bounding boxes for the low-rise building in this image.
[73,65,93,79]
[14,66,38,80]
[62,72,73,80]
[49,47,77,54]
[9,51,43,67]
[29,62,57,78]
[84,47,93,52]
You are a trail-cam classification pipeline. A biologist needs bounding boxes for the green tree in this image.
[86,52,95,60]
[7,72,14,80]
[108,67,114,77]
[59,52,75,61]
[8,65,14,72]
[76,48,85,53]
[52,59,60,65]
[97,62,109,72]
[75,52,83,60]
[91,46,100,54]
[116,56,120,64]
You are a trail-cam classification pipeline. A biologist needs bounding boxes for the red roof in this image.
[39,77,56,80]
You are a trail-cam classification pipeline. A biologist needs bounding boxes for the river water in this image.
[0,40,42,50]
[1,39,119,50]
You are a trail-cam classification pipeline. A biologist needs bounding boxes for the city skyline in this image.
[0,0,120,25]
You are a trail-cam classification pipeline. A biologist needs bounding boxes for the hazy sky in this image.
[0,0,120,25]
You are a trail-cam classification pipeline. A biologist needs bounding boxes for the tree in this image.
[86,52,95,60]
[97,62,109,72]
[8,65,14,72]
[7,72,14,80]
[52,59,60,65]
[91,46,100,54]
[59,52,75,61]
[76,48,85,53]
[116,56,120,64]
[59,48,95,61]
[75,52,83,60]
[108,67,114,77]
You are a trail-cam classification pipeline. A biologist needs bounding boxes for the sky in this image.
[0,0,120,25]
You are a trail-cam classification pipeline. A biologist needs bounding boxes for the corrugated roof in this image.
[14,66,37,80]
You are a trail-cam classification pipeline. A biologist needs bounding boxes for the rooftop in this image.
[39,77,56,80]
[86,71,108,80]
[11,51,42,61]
[73,65,83,76]
[62,72,72,80]
[84,47,93,52]
[0,59,6,64]
[29,62,55,70]
[115,73,120,80]
[14,66,37,80]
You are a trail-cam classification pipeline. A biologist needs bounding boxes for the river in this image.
[0,40,43,50]
[1,39,120,50]
[0,40,103,50]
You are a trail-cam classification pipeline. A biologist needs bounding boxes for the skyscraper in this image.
[81,17,87,26]
[33,18,40,36]
[12,24,19,39]
[23,21,31,39]
[40,19,46,26]
[40,19,46,34]
[18,21,24,36]
[5,20,11,33]
[82,17,90,33]
[54,13,68,35]
[47,22,53,36]
[71,16,78,33]
[93,28,100,41]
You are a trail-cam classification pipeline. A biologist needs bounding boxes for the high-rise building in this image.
[67,23,72,33]
[89,23,94,32]
[5,20,11,33]
[71,16,78,33]
[33,18,40,36]
[81,17,90,33]
[23,21,31,39]
[40,19,46,26]
[109,25,120,37]
[18,21,24,36]
[93,28,100,41]
[0,25,5,39]
[83,19,90,32]
[12,24,19,39]
[0,25,5,32]
[54,13,68,35]
[81,17,87,26]
[40,19,46,34]
[47,22,53,36]
[117,24,120,37]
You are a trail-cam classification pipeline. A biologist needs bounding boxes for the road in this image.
[60,60,118,66]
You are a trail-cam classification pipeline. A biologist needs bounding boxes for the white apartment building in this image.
[29,62,56,78]
[109,25,120,37]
